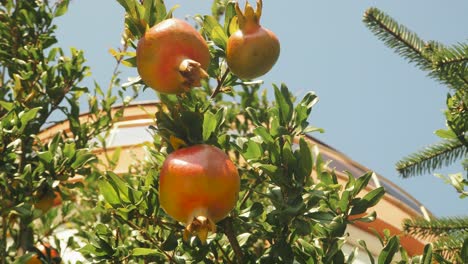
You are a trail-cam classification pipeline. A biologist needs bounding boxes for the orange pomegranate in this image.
[159,144,240,243]
[136,18,210,94]
[226,0,280,79]
[27,243,61,264]
[34,191,62,213]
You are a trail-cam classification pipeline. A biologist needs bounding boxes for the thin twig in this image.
[210,69,231,99]
[239,176,266,209]
[114,214,176,263]
[1,216,6,264]
[223,217,244,263]
[215,239,233,264]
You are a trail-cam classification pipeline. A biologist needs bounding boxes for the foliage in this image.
[0,0,136,262]
[76,0,388,263]
[364,6,468,264]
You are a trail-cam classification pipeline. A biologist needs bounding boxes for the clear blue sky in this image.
[55,0,468,217]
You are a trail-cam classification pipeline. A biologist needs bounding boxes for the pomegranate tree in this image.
[87,1,388,263]
[159,144,240,243]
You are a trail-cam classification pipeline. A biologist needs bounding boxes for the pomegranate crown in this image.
[235,0,263,31]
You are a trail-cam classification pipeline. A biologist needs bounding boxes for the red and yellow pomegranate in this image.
[34,191,62,213]
[136,18,210,94]
[159,144,240,243]
[26,243,61,264]
[226,0,280,79]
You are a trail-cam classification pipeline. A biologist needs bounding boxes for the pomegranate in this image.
[136,18,210,94]
[34,191,62,213]
[159,145,240,243]
[226,0,280,79]
[27,243,61,264]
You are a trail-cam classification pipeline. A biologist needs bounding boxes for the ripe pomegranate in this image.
[159,145,240,243]
[27,243,61,264]
[226,0,280,79]
[34,191,62,213]
[136,18,210,94]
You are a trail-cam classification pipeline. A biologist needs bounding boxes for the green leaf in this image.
[107,171,131,203]
[0,101,13,111]
[165,4,180,20]
[297,137,313,182]
[377,236,399,264]
[246,107,261,126]
[239,202,263,218]
[155,0,167,23]
[421,243,433,264]
[358,240,375,264]
[255,163,279,174]
[308,212,335,224]
[132,248,165,257]
[55,0,69,17]
[254,127,274,144]
[115,0,134,14]
[282,141,295,169]
[338,190,350,213]
[237,233,251,247]
[353,172,374,196]
[242,140,262,160]
[293,218,312,236]
[224,1,237,35]
[95,223,112,237]
[346,247,359,264]
[203,111,217,141]
[350,187,385,215]
[351,211,377,223]
[38,151,53,165]
[162,232,178,251]
[203,15,228,49]
[98,180,120,207]
[122,56,137,68]
[362,187,385,208]
[435,129,457,140]
[71,150,96,169]
[80,244,107,257]
[18,107,41,132]
[143,0,156,27]
[273,84,293,126]
[110,147,122,168]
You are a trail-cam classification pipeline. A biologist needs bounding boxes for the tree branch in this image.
[210,69,230,99]
[222,217,244,263]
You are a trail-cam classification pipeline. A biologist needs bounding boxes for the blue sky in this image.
[55,0,467,217]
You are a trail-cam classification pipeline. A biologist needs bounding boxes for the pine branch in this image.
[434,43,468,72]
[430,42,468,90]
[363,7,432,71]
[363,8,468,90]
[403,216,468,240]
[432,234,467,263]
[396,138,467,178]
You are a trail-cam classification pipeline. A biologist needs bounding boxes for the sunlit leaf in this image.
[203,15,228,49]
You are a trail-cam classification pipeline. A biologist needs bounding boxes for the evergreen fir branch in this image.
[364,8,468,90]
[403,216,468,240]
[433,43,468,76]
[363,7,432,71]
[431,42,468,90]
[432,233,467,263]
[396,138,467,178]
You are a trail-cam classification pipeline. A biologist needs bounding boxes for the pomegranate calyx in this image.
[183,216,216,244]
[179,59,209,92]
[235,0,263,33]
